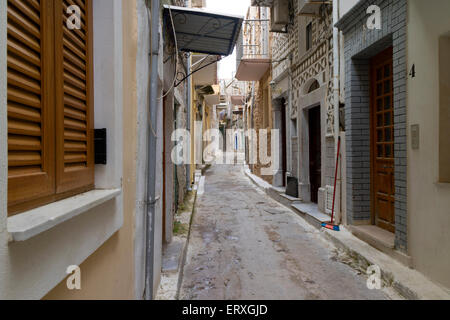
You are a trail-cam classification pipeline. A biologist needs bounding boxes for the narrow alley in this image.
[179,164,387,300]
[1,0,450,304]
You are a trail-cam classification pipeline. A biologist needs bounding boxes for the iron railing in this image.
[236,19,270,71]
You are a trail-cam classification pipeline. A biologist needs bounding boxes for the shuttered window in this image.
[55,0,94,193]
[7,0,94,216]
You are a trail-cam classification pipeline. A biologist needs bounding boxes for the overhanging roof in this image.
[235,59,271,81]
[163,5,244,56]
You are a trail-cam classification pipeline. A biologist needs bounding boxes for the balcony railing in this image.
[236,19,270,71]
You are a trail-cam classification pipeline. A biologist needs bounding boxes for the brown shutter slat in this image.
[64,106,86,121]
[9,0,41,24]
[7,0,55,215]
[8,103,41,122]
[8,70,41,94]
[55,0,94,193]
[9,151,42,167]
[8,53,41,80]
[7,38,41,66]
[8,118,41,136]
[8,135,42,151]
[7,86,41,108]
[7,4,41,38]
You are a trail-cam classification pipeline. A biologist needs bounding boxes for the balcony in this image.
[298,0,331,17]
[235,19,271,81]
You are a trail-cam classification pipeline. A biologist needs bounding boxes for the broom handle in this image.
[331,136,341,225]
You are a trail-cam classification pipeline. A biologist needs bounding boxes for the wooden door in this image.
[371,48,395,233]
[309,106,321,204]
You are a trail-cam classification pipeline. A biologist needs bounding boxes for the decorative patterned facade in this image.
[271,1,336,209]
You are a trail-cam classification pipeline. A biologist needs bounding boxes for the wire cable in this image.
[158,5,178,100]
[146,1,157,137]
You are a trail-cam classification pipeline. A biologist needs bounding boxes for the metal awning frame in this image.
[163,5,243,56]
[163,5,243,87]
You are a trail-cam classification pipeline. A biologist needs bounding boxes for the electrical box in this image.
[411,124,420,150]
[95,128,107,165]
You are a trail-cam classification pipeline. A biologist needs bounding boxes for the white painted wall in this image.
[0,0,8,296]
[153,12,165,298]
[135,0,150,300]
[338,0,359,19]
[407,0,450,289]
[0,0,124,299]
[135,0,165,298]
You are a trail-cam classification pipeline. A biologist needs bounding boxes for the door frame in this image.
[308,105,322,204]
[369,47,395,232]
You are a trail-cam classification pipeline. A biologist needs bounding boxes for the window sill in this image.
[435,182,450,188]
[7,189,121,242]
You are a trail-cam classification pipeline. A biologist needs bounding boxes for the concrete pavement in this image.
[179,164,390,300]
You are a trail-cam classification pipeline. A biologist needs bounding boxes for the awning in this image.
[163,5,244,56]
[235,58,271,81]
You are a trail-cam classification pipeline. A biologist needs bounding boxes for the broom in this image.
[322,136,341,232]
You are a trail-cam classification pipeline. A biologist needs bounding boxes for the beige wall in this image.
[44,0,138,299]
[407,0,450,289]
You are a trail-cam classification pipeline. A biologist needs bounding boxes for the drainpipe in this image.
[186,55,191,190]
[332,0,341,223]
[287,53,293,177]
[145,0,160,301]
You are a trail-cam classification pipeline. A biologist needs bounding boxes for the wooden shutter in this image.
[54,0,94,193]
[7,0,55,213]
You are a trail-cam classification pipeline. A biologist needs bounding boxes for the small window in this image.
[306,22,313,51]
[439,35,450,182]
[308,80,320,93]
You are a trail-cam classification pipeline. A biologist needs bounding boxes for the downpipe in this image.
[145,0,160,301]
[186,55,191,190]
[332,0,341,224]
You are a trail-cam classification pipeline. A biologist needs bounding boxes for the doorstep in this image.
[347,225,412,268]
[267,187,302,208]
[291,202,331,229]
